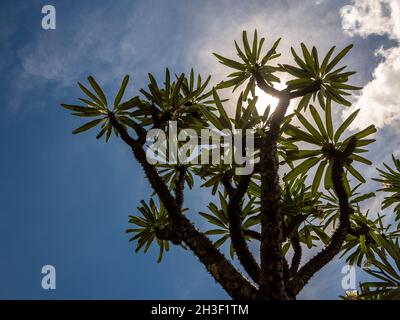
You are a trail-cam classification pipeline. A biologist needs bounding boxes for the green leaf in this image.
[251,29,258,60]
[356,139,375,147]
[189,68,194,92]
[286,124,321,146]
[88,76,108,107]
[284,157,321,181]
[311,46,320,75]
[79,98,100,108]
[114,75,129,107]
[240,97,258,127]
[324,161,333,189]
[297,93,312,111]
[243,76,255,100]
[320,46,335,75]
[234,40,249,63]
[105,124,112,142]
[257,37,265,60]
[242,30,254,62]
[359,235,367,253]
[334,109,360,142]
[235,93,243,125]
[213,53,245,70]
[201,107,224,131]
[204,229,227,236]
[213,88,231,129]
[119,96,140,110]
[72,118,104,134]
[330,82,362,91]
[61,104,101,114]
[354,125,377,140]
[295,110,324,142]
[286,149,321,161]
[216,77,247,90]
[310,105,329,142]
[156,239,164,263]
[325,98,333,140]
[349,154,372,165]
[325,44,353,74]
[345,163,366,183]
[351,192,375,204]
[300,43,314,73]
[171,73,185,106]
[286,78,315,88]
[96,124,108,139]
[262,38,281,64]
[290,47,308,70]
[312,160,327,194]
[325,86,352,107]
[78,82,106,108]
[199,212,226,229]
[304,226,313,248]
[214,235,229,248]
[282,64,309,78]
[311,226,330,245]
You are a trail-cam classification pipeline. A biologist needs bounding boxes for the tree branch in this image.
[242,217,309,243]
[255,74,321,299]
[283,257,291,285]
[290,237,302,275]
[254,74,283,99]
[255,73,321,101]
[287,80,322,99]
[221,173,261,284]
[226,174,261,285]
[258,97,291,299]
[221,174,235,198]
[128,120,147,145]
[108,113,258,299]
[287,137,357,296]
[349,225,370,237]
[284,214,308,239]
[174,165,186,209]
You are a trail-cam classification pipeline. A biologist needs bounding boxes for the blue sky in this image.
[0,0,399,299]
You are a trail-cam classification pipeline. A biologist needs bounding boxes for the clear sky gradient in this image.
[0,0,399,299]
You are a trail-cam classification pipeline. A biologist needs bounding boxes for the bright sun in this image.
[255,83,287,115]
[255,87,279,115]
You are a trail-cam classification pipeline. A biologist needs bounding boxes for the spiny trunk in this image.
[258,98,290,299]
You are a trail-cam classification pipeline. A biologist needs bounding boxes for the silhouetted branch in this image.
[258,97,291,299]
[174,165,186,209]
[287,80,322,99]
[290,237,302,275]
[222,173,261,285]
[287,137,357,296]
[108,112,258,299]
[255,73,321,100]
[284,215,308,239]
[254,73,283,99]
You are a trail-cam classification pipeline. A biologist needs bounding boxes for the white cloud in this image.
[341,0,400,39]
[340,0,400,129]
[347,46,400,129]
